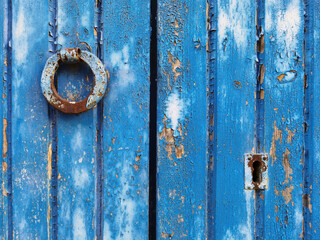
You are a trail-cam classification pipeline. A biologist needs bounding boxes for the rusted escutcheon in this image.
[41,48,109,114]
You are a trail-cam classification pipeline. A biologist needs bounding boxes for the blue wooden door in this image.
[0,0,319,239]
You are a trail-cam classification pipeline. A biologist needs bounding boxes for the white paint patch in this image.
[81,10,90,28]
[166,91,185,131]
[266,0,301,72]
[243,190,253,240]
[110,45,136,88]
[13,5,34,67]
[72,126,84,152]
[73,208,87,240]
[218,0,251,53]
[60,202,71,221]
[73,168,90,189]
[295,206,303,236]
[276,0,300,47]
[18,218,27,232]
[223,230,235,240]
[103,221,112,240]
[116,161,136,239]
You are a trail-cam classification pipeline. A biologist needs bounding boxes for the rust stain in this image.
[258,65,265,84]
[135,155,141,162]
[160,125,175,160]
[175,144,185,159]
[286,127,296,144]
[174,18,179,28]
[161,232,174,239]
[303,194,312,214]
[282,148,293,185]
[275,205,278,213]
[2,185,8,197]
[233,81,242,89]
[270,121,282,165]
[133,164,139,170]
[209,156,213,170]
[48,143,52,180]
[2,161,7,172]
[177,123,184,140]
[258,34,265,53]
[4,54,7,67]
[2,118,7,159]
[260,89,265,99]
[281,184,294,205]
[168,51,182,81]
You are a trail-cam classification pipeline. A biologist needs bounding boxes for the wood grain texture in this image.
[157,1,208,239]
[55,0,97,239]
[213,0,256,239]
[102,1,150,239]
[10,0,50,238]
[264,0,304,238]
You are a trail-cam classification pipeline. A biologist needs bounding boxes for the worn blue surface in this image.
[55,0,98,239]
[1,0,320,239]
[157,1,208,239]
[10,0,50,239]
[212,0,256,239]
[264,0,304,238]
[102,1,150,239]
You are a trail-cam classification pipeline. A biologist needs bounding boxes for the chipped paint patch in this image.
[160,116,186,160]
[270,121,282,165]
[168,51,182,81]
[282,148,293,185]
[281,184,294,205]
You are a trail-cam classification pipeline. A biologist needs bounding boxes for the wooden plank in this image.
[263,0,304,238]
[156,1,208,239]
[102,1,150,239]
[305,0,320,237]
[10,0,50,238]
[55,0,98,238]
[212,0,257,239]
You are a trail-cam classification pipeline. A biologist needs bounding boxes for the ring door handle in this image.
[41,48,108,114]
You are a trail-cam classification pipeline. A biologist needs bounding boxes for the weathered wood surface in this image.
[156,1,208,239]
[1,0,320,239]
[102,0,150,239]
[211,0,256,239]
[0,0,150,239]
[263,0,304,238]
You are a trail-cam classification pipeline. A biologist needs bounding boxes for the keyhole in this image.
[252,161,262,184]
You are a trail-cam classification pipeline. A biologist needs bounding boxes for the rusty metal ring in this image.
[41,48,108,114]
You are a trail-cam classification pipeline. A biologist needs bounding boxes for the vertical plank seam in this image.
[254,0,266,238]
[48,0,58,238]
[303,0,313,237]
[95,0,104,238]
[149,0,158,238]
[207,0,217,238]
[3,0,12,238]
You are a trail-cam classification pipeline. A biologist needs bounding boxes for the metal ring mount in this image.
[41,48,108,114]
